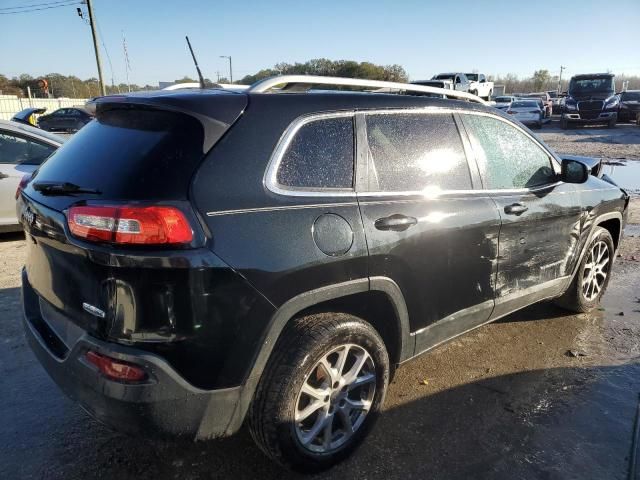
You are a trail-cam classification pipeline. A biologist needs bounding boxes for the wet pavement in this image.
[1,205,639,479]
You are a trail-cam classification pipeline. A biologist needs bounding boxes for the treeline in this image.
[0,74,220,98]
[239,58,408,85]
[0,73,159,98]
[3,66,638,99]
[489,70,640,93]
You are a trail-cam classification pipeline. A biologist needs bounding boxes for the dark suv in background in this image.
[561,73,619,128]
[18,76,629,472]
[618,90,640,123]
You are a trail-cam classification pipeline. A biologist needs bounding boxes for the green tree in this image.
[532,69,551,91]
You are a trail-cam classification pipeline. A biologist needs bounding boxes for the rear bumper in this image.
[22,269,244,440]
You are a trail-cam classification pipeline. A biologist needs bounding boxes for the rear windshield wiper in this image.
[32,181,102,196]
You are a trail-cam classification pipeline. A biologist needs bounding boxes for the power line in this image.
[0,1,80,14]
[0,0,77,11]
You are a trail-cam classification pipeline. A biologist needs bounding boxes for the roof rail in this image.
[248,75,488,105]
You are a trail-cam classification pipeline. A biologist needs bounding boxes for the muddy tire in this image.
[248,313,389,473]
[555,227,615,313]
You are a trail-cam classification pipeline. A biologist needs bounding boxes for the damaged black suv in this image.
[18,76,629,472]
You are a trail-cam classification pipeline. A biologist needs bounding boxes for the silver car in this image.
[0,119,64,231]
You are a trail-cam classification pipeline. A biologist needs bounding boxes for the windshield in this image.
[434,74,455,81]
[569,77,615,94]
[621,91,640,101]
[466,74,478,81]
[511,101,538,108]
[495,97,511,103]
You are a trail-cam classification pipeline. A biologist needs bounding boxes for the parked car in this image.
[617,90,640,123]
[520,92,552,117]
[37,107,93,133]
[11,107,47,127]
[464,73,494,99]
[18,75,629,472]
[547,91,563,114]
[561,73,619,129]
[493,95,516,111]
[431,72,471,92]
[0,119,63,232]
[506,99,543,128]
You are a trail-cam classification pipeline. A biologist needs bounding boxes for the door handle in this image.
[504,203,528,215]
[0,173,9,179]
[374,214,418,232]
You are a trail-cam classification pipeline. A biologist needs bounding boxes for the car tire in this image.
[560,117,568,129]
[248,312,389,473]
[608,118,617,128]
[555,226,615,313]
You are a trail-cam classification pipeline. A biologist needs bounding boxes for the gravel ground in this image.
[1,128,640,479]
[539,119,640,160]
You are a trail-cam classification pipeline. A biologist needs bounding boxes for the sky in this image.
[1,0,639,87]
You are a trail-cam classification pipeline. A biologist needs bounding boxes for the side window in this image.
[365,112,472,192]
[462,114,556,189]
[276,116,354,190]
[0,132,56,165]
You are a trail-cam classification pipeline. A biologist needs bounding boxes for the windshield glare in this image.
[569,77,615,94]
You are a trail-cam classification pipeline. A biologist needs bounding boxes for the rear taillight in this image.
[67,205,193,245]
[15,174,31,199]
[85,351,147,382]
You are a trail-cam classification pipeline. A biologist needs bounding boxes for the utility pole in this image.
[220,55,232,83]
[558,65,566,93]
[86,0,106,95]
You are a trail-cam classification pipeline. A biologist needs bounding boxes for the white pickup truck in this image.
[465,73,494,100]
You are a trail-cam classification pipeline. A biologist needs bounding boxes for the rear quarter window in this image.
[275,115,354,190]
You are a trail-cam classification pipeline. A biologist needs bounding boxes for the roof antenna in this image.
[185,36,206,89]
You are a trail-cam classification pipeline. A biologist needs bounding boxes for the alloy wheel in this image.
[581,240,610,301]
[294,343,376,453]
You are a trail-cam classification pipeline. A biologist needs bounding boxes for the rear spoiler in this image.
[86,90,248,152]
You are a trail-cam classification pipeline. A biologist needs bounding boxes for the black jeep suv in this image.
[18,77,629,472]
[561,73,619,129]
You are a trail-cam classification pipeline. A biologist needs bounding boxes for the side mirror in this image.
[561,159,589,184]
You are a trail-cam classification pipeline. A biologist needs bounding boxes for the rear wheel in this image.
[555,227,615,313]
[248,313,389,472]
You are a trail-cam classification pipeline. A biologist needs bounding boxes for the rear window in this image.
[31,108,204,201]
[511,101,538,108]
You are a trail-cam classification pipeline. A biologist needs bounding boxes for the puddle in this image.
[602,160,640,194]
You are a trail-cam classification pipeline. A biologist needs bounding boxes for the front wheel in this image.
[608,118,617,129]
[555,227,615,313]
[248,313,389,472]
[560,117,568,129]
